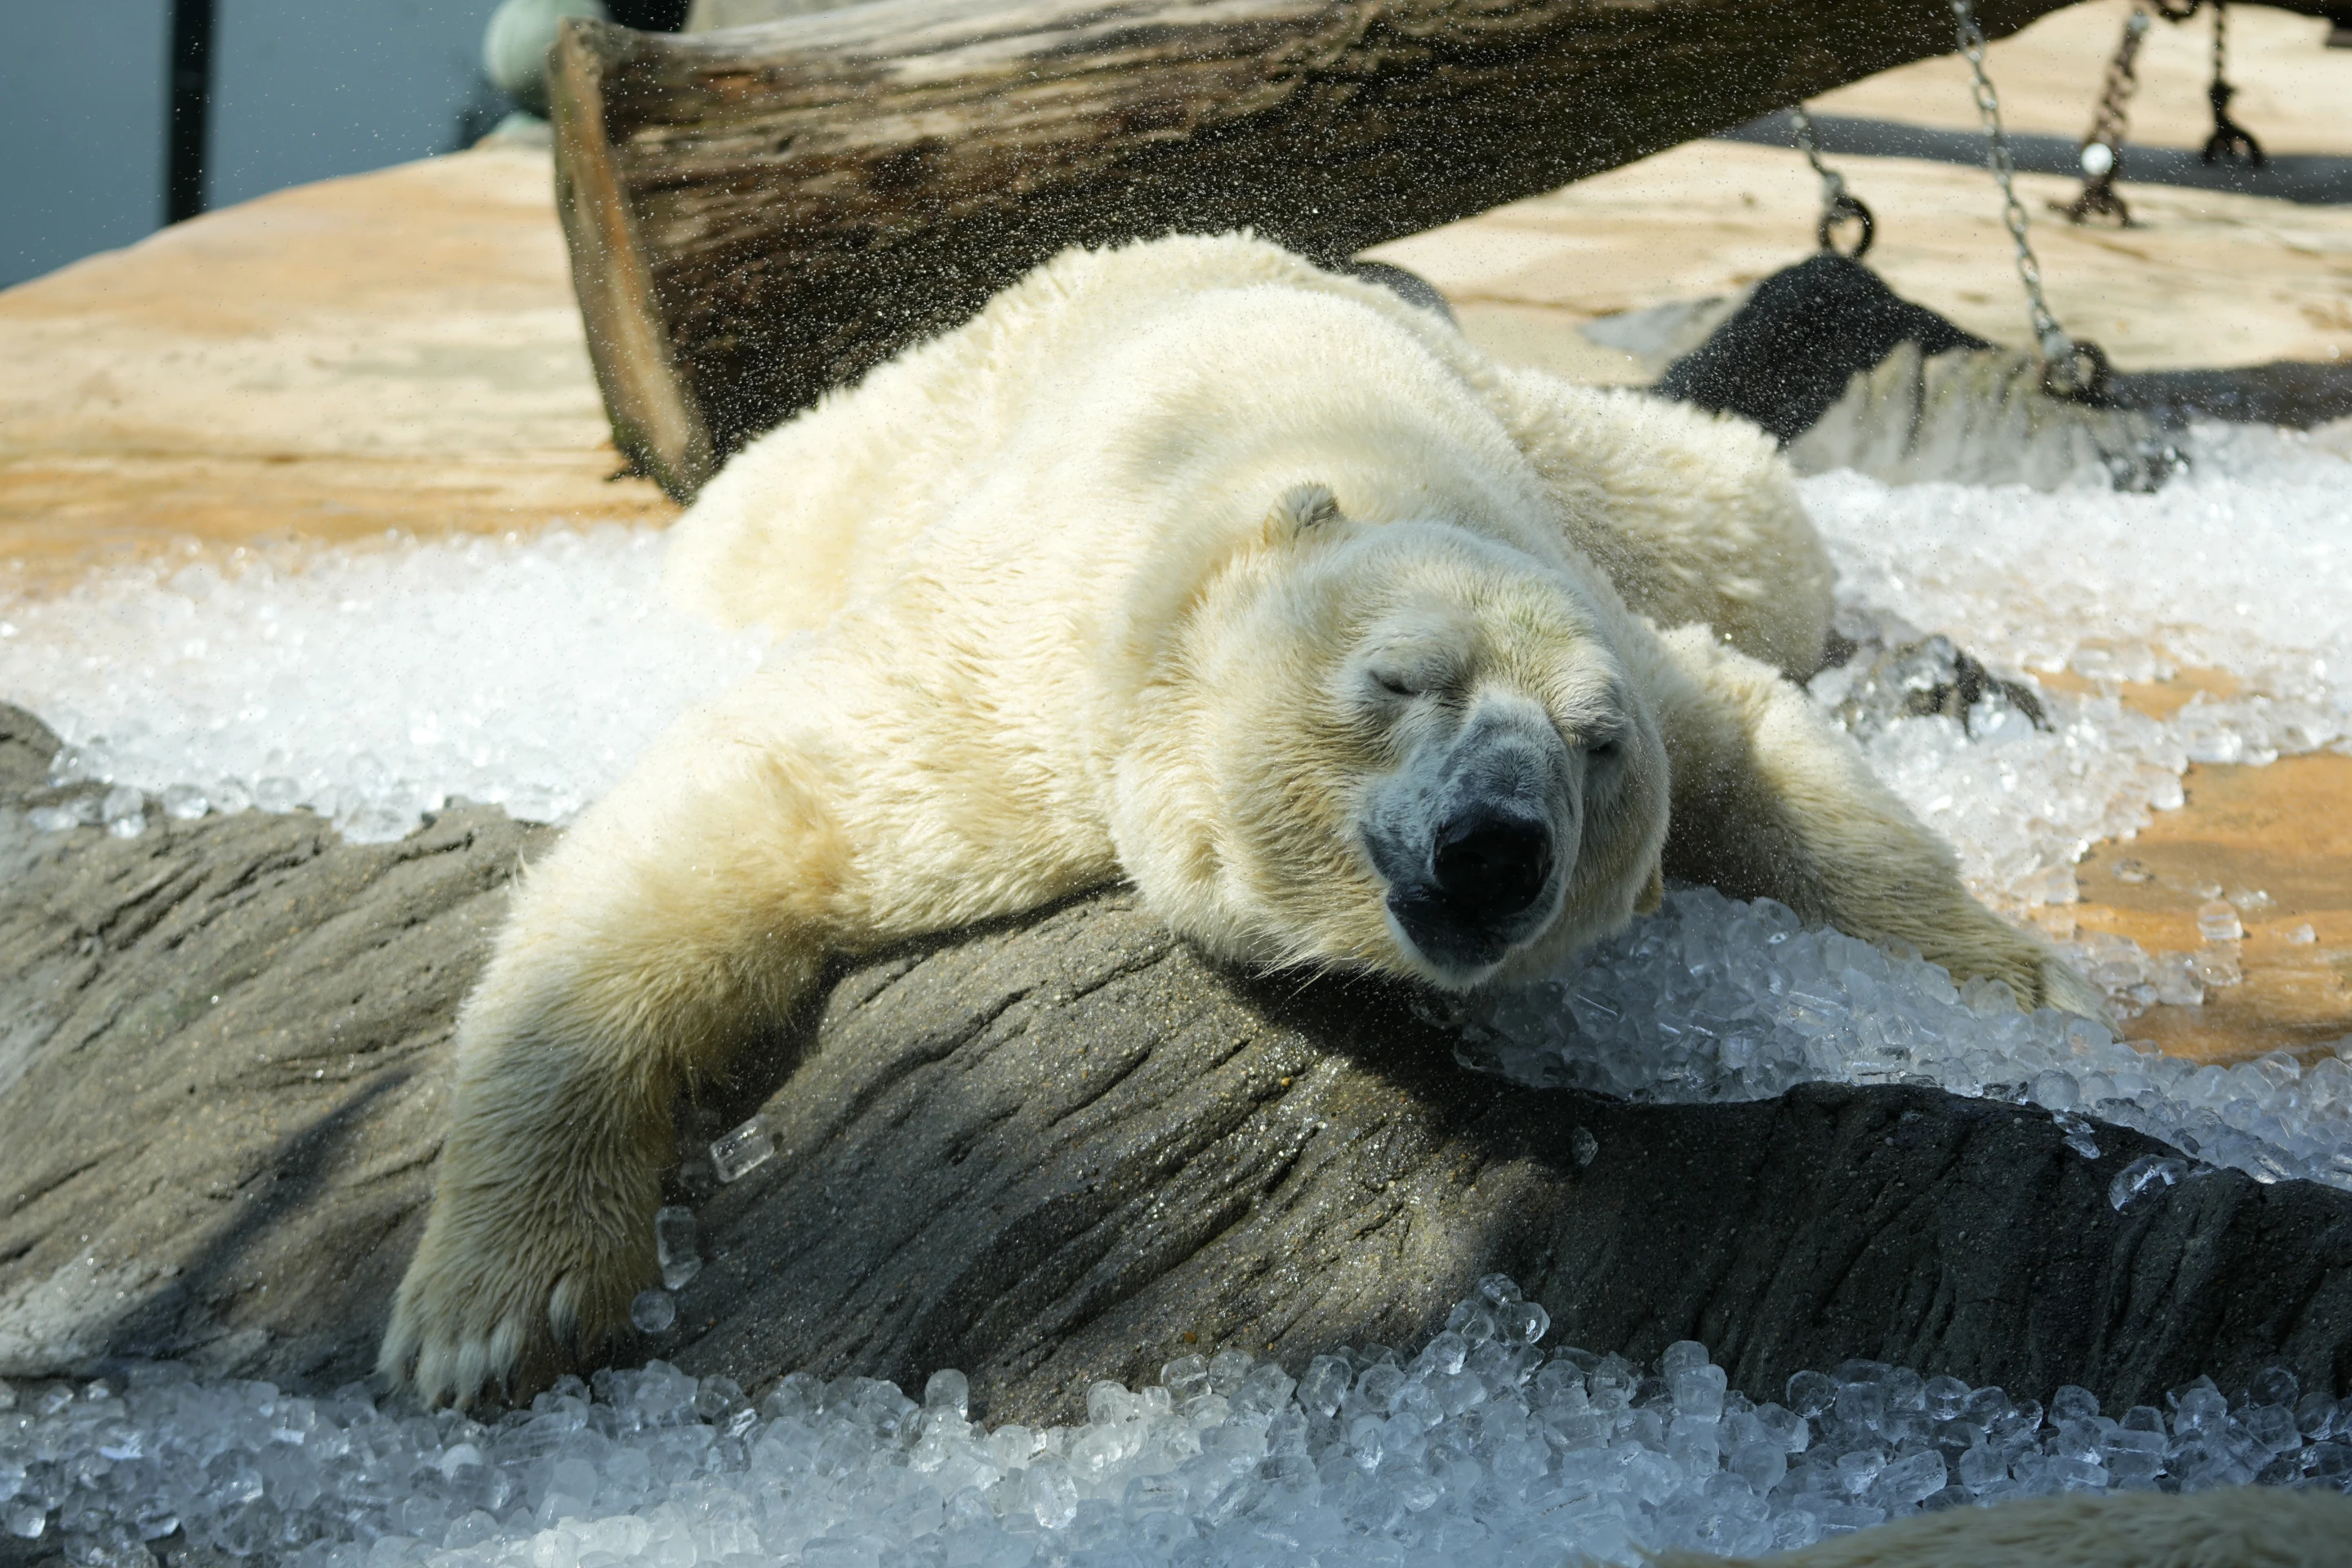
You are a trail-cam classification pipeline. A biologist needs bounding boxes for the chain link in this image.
[1788,104,1874,258]
[2056,4,2149,225]
[2201,1,2265,166]
[1949,0,2104,396]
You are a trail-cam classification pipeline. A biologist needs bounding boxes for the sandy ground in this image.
[2,11,2347,1062]
[0,148,675,589]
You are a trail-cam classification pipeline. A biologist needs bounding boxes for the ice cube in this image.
[2283,924,2317,945]
[2196,902,2243,943]
[2052,1111,2100,1160]
[654,1205,701,1290]
[923,1368,969,1420]
[2188,946,2242,988]
[1498,1298,1550,1347]
[710,1117,777,1183]
[2050,1385,2100,1423]
[2109,859,2153,884]
[100,786,145,839]
[629,1289,677,1334]
[160,784,209,821]
[1571,1127,1599,1167]
[2028,1071,2078,1112]
[2154,956,2206,1007]
[2109,1155,2188,1210]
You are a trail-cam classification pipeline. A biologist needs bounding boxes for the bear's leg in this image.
[381,671,1102,1406]
[1642,625,2103,1018]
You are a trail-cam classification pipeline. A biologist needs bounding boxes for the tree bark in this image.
[546,0,2082,498]
[3,701,2349,1424]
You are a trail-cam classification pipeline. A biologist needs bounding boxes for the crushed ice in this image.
[1800,423,2351,911]
[3,1278,2346,1568]
[0,526,767,842]
[1465,884,2352,1191]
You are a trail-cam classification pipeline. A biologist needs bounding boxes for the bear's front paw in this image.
[380,1194,650,1409]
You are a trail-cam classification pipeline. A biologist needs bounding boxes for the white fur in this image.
[382,234,2095,1407]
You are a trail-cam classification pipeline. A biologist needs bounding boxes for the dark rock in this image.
[1655,254,1990,445]
[1,700,2346,1427]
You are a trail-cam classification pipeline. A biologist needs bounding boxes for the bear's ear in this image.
[1266,483,1344,537]
[1633,858,1664,916]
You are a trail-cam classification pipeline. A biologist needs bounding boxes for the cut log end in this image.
[547,0,2086,500]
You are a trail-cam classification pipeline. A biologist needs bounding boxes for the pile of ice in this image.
[1799,422,2352,910]
[1468,885,2352,1191]
[5,1278,2347,1568]
[0,528,767,843]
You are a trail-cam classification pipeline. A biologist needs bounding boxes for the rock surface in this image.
[2,700,2347,1427]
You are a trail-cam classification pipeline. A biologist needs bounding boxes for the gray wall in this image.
[1,0,172,290]
[2,1,503,290]
[207,0,503,212]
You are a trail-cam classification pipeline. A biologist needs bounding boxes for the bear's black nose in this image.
[1432,811,1553,924]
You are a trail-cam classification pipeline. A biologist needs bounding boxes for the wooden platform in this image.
[0,145,677,595]
[1367,140,2352,385]
[1815,0,2352,157]
[1365,1,2352,383]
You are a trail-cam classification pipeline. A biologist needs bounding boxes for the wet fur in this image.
[382,234,2097,1407]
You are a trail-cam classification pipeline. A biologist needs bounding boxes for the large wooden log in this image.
[547,0,2082,498]
[4,701,2349,1424]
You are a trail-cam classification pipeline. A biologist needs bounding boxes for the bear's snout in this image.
[1432,809,1553,924]
[1364,698,1575,984]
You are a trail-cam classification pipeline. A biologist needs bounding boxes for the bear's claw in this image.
[382,1209,647,1409]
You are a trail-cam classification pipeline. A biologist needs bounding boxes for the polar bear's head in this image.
[1117,485,1671,991]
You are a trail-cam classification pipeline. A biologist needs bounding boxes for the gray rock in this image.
[0,700,2345,1428]
[0,703,554,1389]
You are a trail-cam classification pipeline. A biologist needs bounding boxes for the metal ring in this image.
[1816,194,1875,260]
[2041,337,2114,403]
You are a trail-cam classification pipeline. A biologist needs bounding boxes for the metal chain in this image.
[1950,0,2105,397]
[2202,1,2265,166]
[1788,103,1875,258]
[2056,3,2149,225]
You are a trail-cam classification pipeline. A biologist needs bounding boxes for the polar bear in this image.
[381,234,2098,1406]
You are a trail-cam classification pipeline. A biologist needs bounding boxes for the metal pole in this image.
[166,0,216,224]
